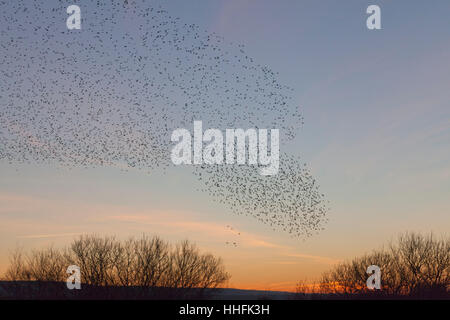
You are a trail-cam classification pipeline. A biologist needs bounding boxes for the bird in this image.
[0,0,329,238]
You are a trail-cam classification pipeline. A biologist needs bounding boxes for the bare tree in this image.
[162,240,230,298]
[197,253,229,290]
[3,234,230,299]
[133,235,170,287]
[4,248,28,281]
[68,235,119,286]
[113,238,137,287]
[318,232,449,298]
[25,247,66,282]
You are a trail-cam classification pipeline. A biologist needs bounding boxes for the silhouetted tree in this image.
[3,234,230,299]
[318,232,449,298]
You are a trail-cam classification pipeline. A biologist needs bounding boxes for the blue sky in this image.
[1,0,449,290]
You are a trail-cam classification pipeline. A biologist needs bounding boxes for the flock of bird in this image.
[196,155,329,238]
[0,1,328,238]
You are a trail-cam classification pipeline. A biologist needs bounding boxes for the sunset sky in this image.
[1,0,449,292]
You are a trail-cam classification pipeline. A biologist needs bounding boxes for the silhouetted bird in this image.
[0,1,328,238]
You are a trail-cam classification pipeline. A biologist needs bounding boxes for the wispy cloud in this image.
[104,214,337,265]
[105,214,285,249]
[17,232,83,239]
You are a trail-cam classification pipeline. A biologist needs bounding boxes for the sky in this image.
[0,0,449,291]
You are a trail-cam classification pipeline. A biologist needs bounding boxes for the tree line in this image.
[297,232,449,299]
[3,235,230,299]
